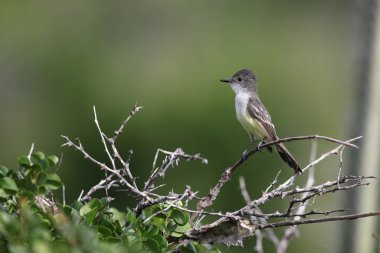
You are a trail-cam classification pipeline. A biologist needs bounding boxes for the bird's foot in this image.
[241,149,250,160]
[257,141,264,152]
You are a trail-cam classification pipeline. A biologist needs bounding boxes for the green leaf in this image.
[166,220,177,234]
[181,241,211,253]
[144,224,159,237]
[32,240,55,253]
[109,208,126,227]
[80,203,95,217]
[126,210,136,223]
[124,235,143,252]
[88,198,103,209]
[143,238,159,252]
[36,172,47,186]
[208,248,222,253]
[85,207,98,224]
[37,186,48,195]
[104,236,121,243]
[18,156,31,167]
[47,156,59,166]
[61,205,73,216]
[0,166,9,177]
[148,235,167,249]
[71,200,84,211]
[99,197,109,206]
[45,173,62,190]
[30,152,49,170]
[22,190,35,200]
[97,225,113,237]
[99,218,114,231]
[155,213,167,220]
[183,241,197,253]
[24,168,33,177]
[31,151,45,162]
[31,163,43,173]
[80,198,103,224]
[39,159,48,170]
[0,177,18,194]
[170,209,189,226]
[0,189,9,200]
[171,223,191,237]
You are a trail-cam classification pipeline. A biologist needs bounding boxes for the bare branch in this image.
[27,142,35,163]
[93,106,116,171]
[62,185,66,206]
[187,136,376,248]
[61,104,379,252]
[187,211,380,246]
[239,177,279,252]
[258,211,380,229]
[237,175,373,218]
[280,141,317,250]
[112,102,143,140]
[93,106,115,205]
[61,135,148,200]
[195,136,361,217]
[143,187,193,224]
[258,135,360,150]
[198,137,359,219]
[79,174,118,202]
[144,148,207,192]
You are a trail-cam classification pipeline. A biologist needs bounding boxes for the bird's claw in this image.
[257,141,264,152]
[241,149,249,160]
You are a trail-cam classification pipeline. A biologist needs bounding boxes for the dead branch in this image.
[258,211,380,229]
[144,148,207,192]
[195,136,362,219]
[61,104,379,253]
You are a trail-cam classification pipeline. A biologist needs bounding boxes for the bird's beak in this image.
[220,78,232,84]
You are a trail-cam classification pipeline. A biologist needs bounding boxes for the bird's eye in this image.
[237,77,242,82]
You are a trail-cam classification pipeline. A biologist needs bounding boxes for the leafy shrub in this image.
[0,151,219,253]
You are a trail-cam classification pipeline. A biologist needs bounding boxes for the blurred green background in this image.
[0,1,359,252]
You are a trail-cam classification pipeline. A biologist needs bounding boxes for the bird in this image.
[220,69,302,174]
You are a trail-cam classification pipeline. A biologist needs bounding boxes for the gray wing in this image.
[247,97,278,141]
[248,97,302,173]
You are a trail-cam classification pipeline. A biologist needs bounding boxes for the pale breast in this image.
[235,93,266,139]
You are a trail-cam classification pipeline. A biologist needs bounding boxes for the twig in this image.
[186,210,380,245]
[197,137,361,220]
[61,136,148,199]
[195,136,361,217]
[265,171,282,194]
[237,175,373,217]
[258,135,360,150]
[62,185,66,206]
[143,187,194,224]
[112,102,143,140]
[252,209,349,219]
[79,174,118,202]
[61,104,378,251]
[239,177,279,252]
[135,186,201,215]
[55,152,64,172]
[27,143,35,163]
[144,148,207,192]
[277,140,316,253]
[93,106,115,206]
[239,177,262,253]
[337,146,345,188]
[258,211,380,229]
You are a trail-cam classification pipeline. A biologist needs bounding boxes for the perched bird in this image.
[220,69,302,174]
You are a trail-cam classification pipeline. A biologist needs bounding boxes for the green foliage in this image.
[0,151,220,253]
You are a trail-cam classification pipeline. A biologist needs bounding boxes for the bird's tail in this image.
[276,143,302,174]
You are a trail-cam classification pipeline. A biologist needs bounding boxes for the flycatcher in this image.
[220,69,302,174]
